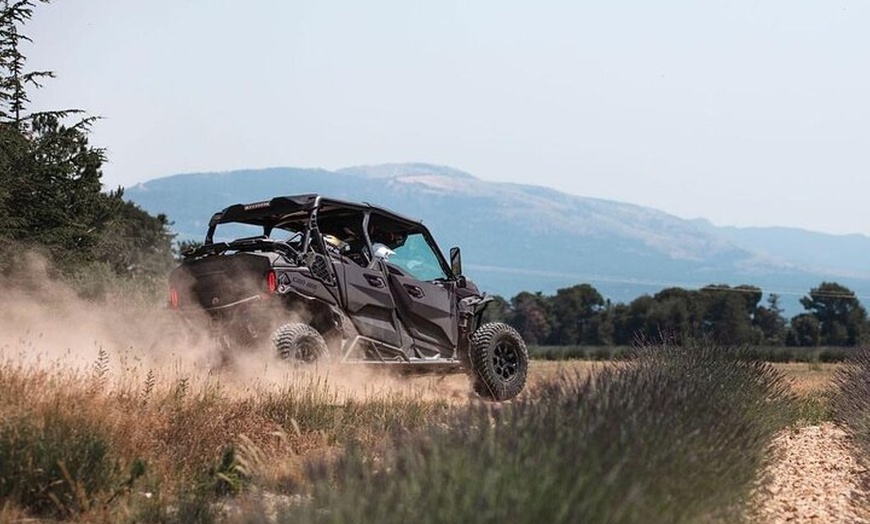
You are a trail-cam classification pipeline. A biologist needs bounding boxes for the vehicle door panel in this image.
[387,269,457,355]
[341,262,403,347]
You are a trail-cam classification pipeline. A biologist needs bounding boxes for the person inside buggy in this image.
[315,207,480,298]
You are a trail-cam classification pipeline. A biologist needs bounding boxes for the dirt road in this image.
[754,425,869,523]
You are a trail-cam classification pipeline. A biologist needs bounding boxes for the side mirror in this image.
[449,246,462,277]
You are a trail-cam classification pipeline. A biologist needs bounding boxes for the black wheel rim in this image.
[298,337,323,362]
[491,340,519,380]
[298,342,314,362]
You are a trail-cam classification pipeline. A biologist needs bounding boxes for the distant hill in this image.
[693,220,870,280]
[125,163,870,315]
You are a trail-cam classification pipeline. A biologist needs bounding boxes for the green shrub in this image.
[792,389,834,425]
[287,343,791,524]
[529,344,854,363]
[0,409,119,518]
[817,347,848,363]
[832,346,870,455]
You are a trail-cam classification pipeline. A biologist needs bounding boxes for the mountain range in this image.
[124,163,870,316]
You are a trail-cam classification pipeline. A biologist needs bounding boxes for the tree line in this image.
[483,282,869,347]
[0,1,174,280]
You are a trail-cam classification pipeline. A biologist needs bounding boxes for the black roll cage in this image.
[201,194,455,279]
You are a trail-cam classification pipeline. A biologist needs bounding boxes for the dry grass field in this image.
[0,345,800,523]
[522,360,840,397]
[0,275,860,522]
[772,362,839,395]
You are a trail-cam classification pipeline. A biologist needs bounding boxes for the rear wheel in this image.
[272,323,328,363]
[468,322,528,401]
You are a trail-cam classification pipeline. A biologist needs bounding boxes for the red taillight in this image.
[266,270,277,294]
[169,287,179,309]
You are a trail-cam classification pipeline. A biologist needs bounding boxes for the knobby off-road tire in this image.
[469,322,529,401]
[272,323,328,363]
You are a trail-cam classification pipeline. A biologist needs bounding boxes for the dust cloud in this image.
[0,253,472,402]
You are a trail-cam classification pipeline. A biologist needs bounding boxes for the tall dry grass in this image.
[0,351,453,521]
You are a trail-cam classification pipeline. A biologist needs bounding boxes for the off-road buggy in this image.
[168,194,528,401]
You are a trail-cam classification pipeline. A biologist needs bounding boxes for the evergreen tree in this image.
[507,291,551,345]
[0,0,175,275]
[481,294,510,324]
[800,282,867,346]
[0,0,53,126]
[787,314,821,347]
[548,284,605,345]
[754,294,787,345]
[648,287,700,343]
[699,285,762,345]
[611,298,652,345]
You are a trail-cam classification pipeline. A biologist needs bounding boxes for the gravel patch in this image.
[754,423,870,523]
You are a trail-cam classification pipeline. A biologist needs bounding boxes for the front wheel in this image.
[468,322,528,401]
[272,323,328,363]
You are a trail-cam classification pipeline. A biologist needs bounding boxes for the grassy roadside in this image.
[0,346,832,523]
[279,344,794,524]
[0,359,452,522]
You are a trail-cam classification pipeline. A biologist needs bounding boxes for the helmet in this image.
[323,234,348,252]
[372,243,395,261]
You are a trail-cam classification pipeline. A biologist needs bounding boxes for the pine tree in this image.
[0,0,175,275]
[0,0,54,126]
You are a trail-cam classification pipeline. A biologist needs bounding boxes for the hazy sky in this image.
[26,1,870,235]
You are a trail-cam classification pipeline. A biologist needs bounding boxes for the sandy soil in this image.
[754,423,870,524]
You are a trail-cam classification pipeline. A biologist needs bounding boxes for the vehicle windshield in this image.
[213,222,301,244]
[388,232,448,281]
